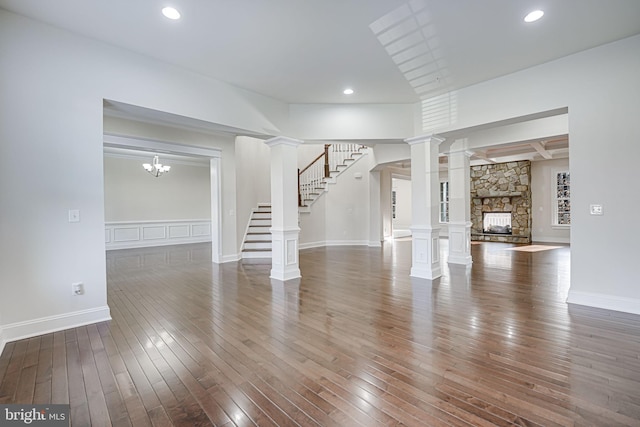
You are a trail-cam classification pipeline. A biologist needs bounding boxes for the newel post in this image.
[323,144,330,178]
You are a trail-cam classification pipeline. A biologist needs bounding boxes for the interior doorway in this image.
[391,176,412,238]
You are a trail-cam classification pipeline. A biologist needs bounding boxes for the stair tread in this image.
[242,248,272,252]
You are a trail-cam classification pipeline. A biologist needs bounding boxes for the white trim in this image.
[567,291,640,315]
[210,157,223,264]
[221,253,242,263]
[0,326,5,357]
[532,236,570,244]
[300,240,376,250]
[103,149,210,167]
[1,306,112,344]
[104,133,222,158]
[106,220,211,250]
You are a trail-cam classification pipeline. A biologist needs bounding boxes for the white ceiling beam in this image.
[472,151,498,164]
[530,141,553,159]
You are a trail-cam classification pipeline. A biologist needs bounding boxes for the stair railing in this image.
[298,144,330,207]
[298,143,365,207]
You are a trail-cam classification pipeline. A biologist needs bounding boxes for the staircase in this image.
[298,144,366,212]
[240,144,366,260]
[241,204,272,259]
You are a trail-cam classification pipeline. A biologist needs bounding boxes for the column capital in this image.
[447,138,473,157]
[447,149,475,158]
[265,136,303,147]
[404,134,445,146]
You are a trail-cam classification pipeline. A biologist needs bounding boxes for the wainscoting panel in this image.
[106,220,212,250]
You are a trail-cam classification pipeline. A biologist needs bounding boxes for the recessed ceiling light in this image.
[162,7,181,20]
[524,10,544,23]
[343,88,354,95]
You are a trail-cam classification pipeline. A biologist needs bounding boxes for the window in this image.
[439,181,449,223]
[554,171,570,225]
[392,190,396,219]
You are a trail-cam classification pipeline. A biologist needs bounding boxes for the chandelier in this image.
[142,155,171,177]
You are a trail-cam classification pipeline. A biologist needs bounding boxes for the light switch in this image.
[68,209,80,223]
[590,204,603,215]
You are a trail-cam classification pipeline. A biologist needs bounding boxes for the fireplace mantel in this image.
[472,192,523,199]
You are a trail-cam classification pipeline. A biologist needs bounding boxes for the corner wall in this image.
[531,158,570,243]
[420,34,640,314]
[0,9,287,343]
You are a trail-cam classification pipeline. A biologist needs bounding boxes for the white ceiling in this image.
[2,0,639,104]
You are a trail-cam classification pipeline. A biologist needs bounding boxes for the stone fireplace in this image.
[471,161,531,243]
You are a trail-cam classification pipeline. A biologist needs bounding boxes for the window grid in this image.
[555,171,570,225]
[440,181,449,223]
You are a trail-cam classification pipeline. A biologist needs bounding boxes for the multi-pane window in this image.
[439,181,449,223]
[555,171,570,225]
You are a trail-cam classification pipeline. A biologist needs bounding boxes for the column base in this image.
[270,227,301,281]
[448,221,473,266]
[409,226,441,280]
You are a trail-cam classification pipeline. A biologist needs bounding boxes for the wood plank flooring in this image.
[1,240,640,426]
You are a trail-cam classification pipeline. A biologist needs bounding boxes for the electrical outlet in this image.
[590,204,603,215]
[68,209,80,223]
[72,282,84,296]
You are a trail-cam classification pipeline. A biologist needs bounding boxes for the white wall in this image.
[299,195,327,248]
[324,157,371,245]
[531,158,571,244]
[299,153,372,247]
[104,155,210,221]
[289,104,415,140]
[380,169,393,239]
[298,143,328,169]
[392,177,412,233]
[235,136,271,248]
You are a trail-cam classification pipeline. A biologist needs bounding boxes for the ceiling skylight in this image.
[162,7,181,20]
[524,10,544,23]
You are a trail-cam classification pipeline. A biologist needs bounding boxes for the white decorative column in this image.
[210,157,222,263]
[405,135,444,279]
[447,139,473,266]
[368,170,382,247]
[265,136,302,281]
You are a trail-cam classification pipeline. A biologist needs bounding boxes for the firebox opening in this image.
[483,212,512,235]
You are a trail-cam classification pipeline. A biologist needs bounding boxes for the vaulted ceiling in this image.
[4,1,638,165]
[2,0,639,104]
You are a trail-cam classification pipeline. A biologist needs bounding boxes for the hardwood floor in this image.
[1,240,640,426]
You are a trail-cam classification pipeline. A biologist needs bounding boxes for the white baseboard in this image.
[392,229,412,238]
[221,253,242,263]
[1,306,112,344]
[300,240,372,250]
[567,290,640,315]
[532,235,570,244]
[299,241,326,250]
[0,326,5,357]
